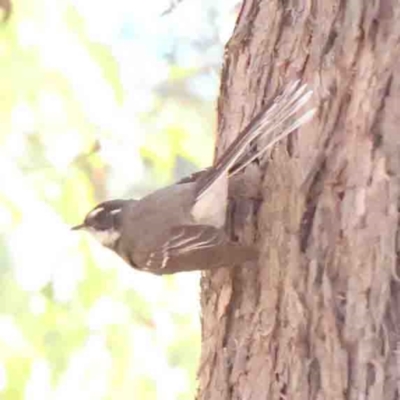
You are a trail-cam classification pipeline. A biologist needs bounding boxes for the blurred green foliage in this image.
[0,0,236,398]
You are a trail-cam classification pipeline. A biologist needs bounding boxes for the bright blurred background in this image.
[0,0,238,399]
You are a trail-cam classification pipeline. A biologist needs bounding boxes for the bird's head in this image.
[72,199,128,248]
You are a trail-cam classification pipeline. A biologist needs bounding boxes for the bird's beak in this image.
[71,224,85,231]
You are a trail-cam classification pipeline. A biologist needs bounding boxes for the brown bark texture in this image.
[198,1,400,399]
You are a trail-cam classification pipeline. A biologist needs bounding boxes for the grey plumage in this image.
[73,81,315,274]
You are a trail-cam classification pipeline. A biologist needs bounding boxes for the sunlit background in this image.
[0,0,238,398]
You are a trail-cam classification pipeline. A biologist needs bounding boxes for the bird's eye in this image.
[85,207,114,231]
[94,211,114,230]
[84,203,123,231]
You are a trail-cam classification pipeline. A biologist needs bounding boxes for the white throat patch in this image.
[89,228,121,248]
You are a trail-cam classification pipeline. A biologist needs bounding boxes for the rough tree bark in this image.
[198,1,400,399]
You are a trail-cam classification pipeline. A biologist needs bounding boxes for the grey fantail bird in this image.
[72,81,315,274]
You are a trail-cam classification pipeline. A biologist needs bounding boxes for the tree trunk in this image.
[198,1,400,399]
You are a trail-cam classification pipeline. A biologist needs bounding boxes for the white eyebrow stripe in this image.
[87,206,104,219]
[110,209,121,215]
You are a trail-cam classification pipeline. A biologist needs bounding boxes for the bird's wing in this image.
[133,225,254,274]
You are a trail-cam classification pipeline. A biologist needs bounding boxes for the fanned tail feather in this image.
[196,80,315,201]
